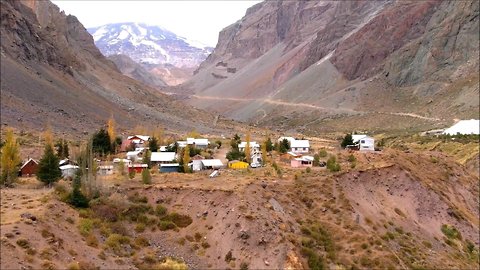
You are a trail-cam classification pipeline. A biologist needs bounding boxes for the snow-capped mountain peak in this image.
[88,22,213,68]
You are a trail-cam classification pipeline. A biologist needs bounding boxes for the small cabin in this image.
[128,164,148,173]
[60,164,79,179]
[358,136,375,151]
[150,152,176,164]
[19,158,39,177]
[160,163,180,173]
[98,165,113,175]
[291,156,314,168]
[228,160,249,169]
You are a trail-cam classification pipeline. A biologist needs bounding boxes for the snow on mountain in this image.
[88,22,213,68]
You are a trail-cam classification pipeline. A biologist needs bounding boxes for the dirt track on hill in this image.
[190,95,441,121]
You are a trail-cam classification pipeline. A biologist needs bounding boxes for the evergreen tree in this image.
[92,128,112,155]
[37,143,62,186]
[313,154,320,166]
[0,128,21,187]
[68,171,89,208]
[265,137,274,152]
[142,169,152,184]
[279,139,290,153]
[341,134,354,148]
[149,137,159,152]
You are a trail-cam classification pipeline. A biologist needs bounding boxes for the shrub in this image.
[240,262,249,270]
[347,154,356,162]
[16,239,30,249]
[135,223,146,233]
[78,218,94,237]
[194,232,202,242]
[128,193,148,203]
[201,241,211,249]
[123,203,153,222]
[134,236,150,247]
[326,156,341,172]
[441,224,462,240]
[318,149,328,158]
[305,167,311,173]
[225,250,234,262]
[105,234,130,252]
[142,169,152,185]
[162,212,192,228]
[159,220,176,231]
[155,205,168,217]
[155,257,188,270]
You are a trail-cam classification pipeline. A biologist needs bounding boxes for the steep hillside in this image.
[0,0,229,137]
[180,0,479,134]
[1,149,478,269]
[88,23,213,86]
[107,54,167,88]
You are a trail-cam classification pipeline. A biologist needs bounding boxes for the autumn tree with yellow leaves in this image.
[1,128,21,186]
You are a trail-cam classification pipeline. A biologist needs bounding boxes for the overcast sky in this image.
[51,0,261,47]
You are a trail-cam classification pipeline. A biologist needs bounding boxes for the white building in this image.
[126,151,143,162]
[150,152,176,164]
[290,140,310,153]
[60,164,79,178]
[443,119,480,135]
[352,135,368,144]
[358,136,375,151]
[98,165,113,175]
[238,142,260,152]
[186,138,210,149]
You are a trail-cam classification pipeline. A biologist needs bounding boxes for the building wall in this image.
[20,161,38,176]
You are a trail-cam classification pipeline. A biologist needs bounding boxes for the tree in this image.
[117,159,126,176]
[149,137,159,152]
[68,171,89,208]
[245,131,251,164]
[279,139,290,153]
[55,139,69,159]
[183,145,191,173]
[142,169,152,184]
[215,140,222,149]
[0,128,21,186]
[265,137,274,152]
[313,154,320,166]
[92,128,112,155]
[261,141,267,165]
[143,150,152,168]
[166,142,178,153]
[43,125,54,148]
[341,134,354,148]
[326,156,341,172]
[107,116,116,147]
[37,143,62,186]
[226,134,245,161]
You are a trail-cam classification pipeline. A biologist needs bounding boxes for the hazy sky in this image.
[51,0,261,47]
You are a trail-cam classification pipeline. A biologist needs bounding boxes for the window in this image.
[303,148,306,150]
[360,140,365,144]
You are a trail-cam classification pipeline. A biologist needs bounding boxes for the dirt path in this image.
[190,95,441,121]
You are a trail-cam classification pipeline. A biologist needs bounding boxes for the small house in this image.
[228,160,249,169]
[19,158,38,177]
[187,138,210,149]
[98,165,113,175]
[113,158,132,165]
[160,163,180,173]
[291,156,314,168]
[60,164,79,178]
[126,151,143,162]
[358,136,375,151]
[238,142,260,152]
[128,164,148,173]
[201,159,224,170]
[150,152,176,164]
[290,140,310,153]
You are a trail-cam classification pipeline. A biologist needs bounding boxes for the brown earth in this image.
[1,147,478,270]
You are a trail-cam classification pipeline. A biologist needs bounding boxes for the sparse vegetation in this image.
[326,156,341,172]
[441,224,462,240]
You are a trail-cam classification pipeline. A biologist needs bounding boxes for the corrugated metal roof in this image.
[290,140,310,148]
[151,152,176,162]
[201,159,223,167]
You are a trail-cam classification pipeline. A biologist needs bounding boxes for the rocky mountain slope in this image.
[106,54,167,88]
[0,0,230,137]
[180,0,479,134]
[88,23,213,86]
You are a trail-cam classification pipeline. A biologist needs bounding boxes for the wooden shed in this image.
[19,158,38,177]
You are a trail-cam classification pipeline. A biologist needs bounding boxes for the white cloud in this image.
[51,0,261,46]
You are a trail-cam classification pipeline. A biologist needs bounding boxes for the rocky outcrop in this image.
[108,54,167,88]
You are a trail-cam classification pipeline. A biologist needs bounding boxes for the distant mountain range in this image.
[88,23,214,86]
